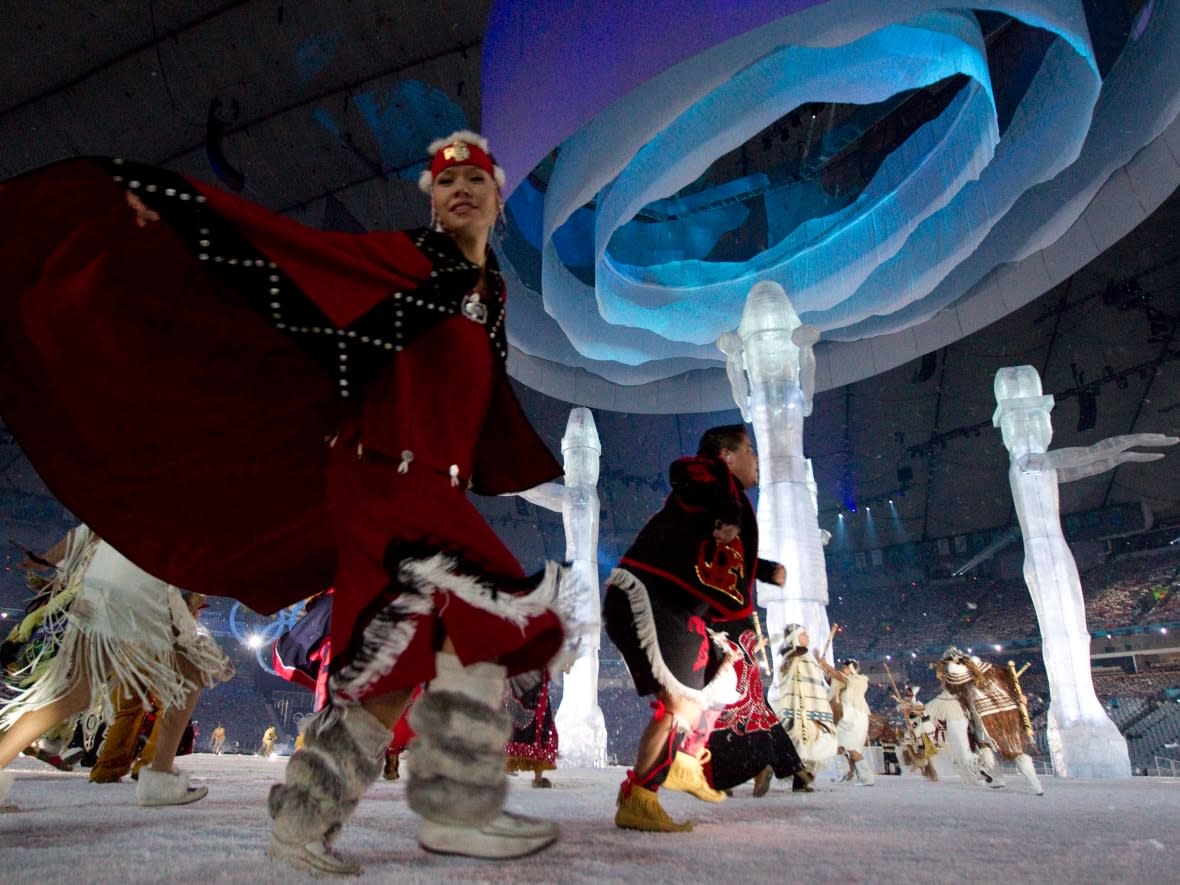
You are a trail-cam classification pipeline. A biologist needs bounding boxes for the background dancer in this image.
[704,621,807,797]
[769,625,837,789]
[936,647,1044,795]
[505,670,559,789]
[0,527,232,807]
[605,424,783,831]
[822,658,875,786]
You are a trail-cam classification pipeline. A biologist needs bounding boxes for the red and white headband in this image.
[418,130,506,193]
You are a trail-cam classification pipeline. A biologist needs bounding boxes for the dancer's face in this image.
[722,434,759,488]
[432,164,499,240]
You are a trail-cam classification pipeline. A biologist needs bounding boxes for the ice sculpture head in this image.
[561,406,601,486]
[992,365,1054,456]
[737,281,802,382]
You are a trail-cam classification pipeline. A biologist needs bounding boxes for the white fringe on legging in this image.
[0,527,232,729]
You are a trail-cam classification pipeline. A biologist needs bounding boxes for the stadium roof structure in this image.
[0,1,1178,549]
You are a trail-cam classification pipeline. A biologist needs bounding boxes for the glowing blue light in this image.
[483,0,1128,407]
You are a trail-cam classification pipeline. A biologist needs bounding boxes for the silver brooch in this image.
[461,292,488,324]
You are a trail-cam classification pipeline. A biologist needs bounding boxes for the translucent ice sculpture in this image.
[993,365,1177,778]
[518,407,608,767]
[722,281,830,671]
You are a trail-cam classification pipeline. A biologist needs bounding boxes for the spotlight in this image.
[246,633,265,650]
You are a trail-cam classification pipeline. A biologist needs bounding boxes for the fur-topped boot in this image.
[267,703,389,876]
[409,653,559,859]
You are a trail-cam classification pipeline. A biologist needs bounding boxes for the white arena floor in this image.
[2,753,1178,883]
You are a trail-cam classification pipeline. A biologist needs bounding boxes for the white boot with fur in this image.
[410,653,559,859]
[267,703,389,876]
[136,768,208,806]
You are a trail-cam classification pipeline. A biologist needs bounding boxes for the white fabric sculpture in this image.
[993,365,1176,778]
[720,281,828,671]
[517,407,607,767]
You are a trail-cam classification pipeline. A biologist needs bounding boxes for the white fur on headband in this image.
[418,129,506,193]
[427,130,490,156]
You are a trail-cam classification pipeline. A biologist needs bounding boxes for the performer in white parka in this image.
[0,525,232,808]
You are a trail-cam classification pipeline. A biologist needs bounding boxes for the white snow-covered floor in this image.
[2,754,1177,884]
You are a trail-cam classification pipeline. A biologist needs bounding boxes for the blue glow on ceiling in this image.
[479,1,1180,407]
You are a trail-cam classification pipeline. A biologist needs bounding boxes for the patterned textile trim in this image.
[940,667,973,686]
[713,635,779,735]
[330,553,572,702]
[607,568,738,709]
[506,749,558,769]
[771,654,836,751]
[969,663,1020,716]
[402,554,571,628]
[417,555,581,676]
[329,585,435,703]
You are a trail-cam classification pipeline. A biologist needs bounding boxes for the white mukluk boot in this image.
[1014,754,1044,796]
[136,768,208,806]
[410,653,559,859]
[267,703,390,876]
[854,757,876,786]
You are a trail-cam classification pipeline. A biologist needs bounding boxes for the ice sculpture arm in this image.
[1020,433,1178,483]
[514,481,566,512]
[717,331,751,422]
[792,324,820,416]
